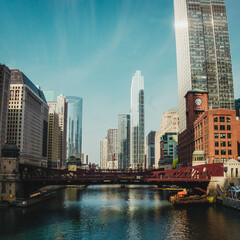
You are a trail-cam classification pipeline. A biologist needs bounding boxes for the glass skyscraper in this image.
[130,71,144,169]
[66,96,83,164]
[174,0,235,132]
[118,114,130,170]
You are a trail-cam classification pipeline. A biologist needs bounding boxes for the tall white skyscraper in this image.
[130,71,144,169]
[174,0,235,132]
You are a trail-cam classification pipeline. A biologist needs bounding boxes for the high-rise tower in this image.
[174,0,235,132]
[118,114,130,170]
[47,94,68,167]
[66,96,83,165]
[130,71,144,169]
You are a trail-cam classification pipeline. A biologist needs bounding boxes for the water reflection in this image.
[0,185,240,240]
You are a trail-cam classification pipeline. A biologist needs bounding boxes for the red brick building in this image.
[178,90,240,167]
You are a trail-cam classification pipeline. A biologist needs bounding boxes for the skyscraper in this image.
[174,0,235,132]
[47,111,60,167]
[66,96,83,164]
[47,94,68,167]
[100,138,108,169]
[7,69,49,166]
[146,131,156,168]
[130,71,144,169]
[118,114,130,170]
[0,65,11,156]
[107,128,118,169]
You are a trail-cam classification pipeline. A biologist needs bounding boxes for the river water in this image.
[0,185,240,240]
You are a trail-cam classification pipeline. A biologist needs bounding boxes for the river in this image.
[0,185,240,240]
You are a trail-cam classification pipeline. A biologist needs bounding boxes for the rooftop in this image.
[10,69,47,103]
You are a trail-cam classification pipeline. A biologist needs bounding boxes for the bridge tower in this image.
[0,143,23,203]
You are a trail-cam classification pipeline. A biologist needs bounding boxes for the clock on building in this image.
[195,98,202,106]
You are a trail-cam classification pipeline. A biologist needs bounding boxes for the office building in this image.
[47,111,60,168]
[66,96,83,165]
[155,109,179,167]
[146,131,156,168]
[100,138,108,169]
[174,0,235,132]
[7,69,49,166]
[118,114,130,170]
[178,90,240,166]
[48,94,68,167]
[0,65,11,156]
[159,132,178,167]
[107,128,118,169]
[130,70,144,169]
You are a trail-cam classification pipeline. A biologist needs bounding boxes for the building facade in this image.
[178,90,240,166]
[174,0,235,132]
[118,114,130,170]
[100,138,108,169]
[130,71,144,169]
[0,65,11,156]
[146,131,156,168]
[159,132,178,166]
[155,109,179,167]
[66,96,82,165]
[7,69,49,166]
[107,128,118,169]
[47,111,60,168]
[235,98,240,117]
[48,94,68,167]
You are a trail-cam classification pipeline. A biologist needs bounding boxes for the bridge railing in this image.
[143,163,224,182]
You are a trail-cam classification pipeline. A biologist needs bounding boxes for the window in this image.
[226,117,231,123]
[220,133,225,139]
[220,142,226,147]
[220,125,225,130]
[215,158,219,163]
[221,149,226,155]
[227,133,231,139]
[227,125,231,130]
[215,133,218,139]
[214,125,218,130]
[220,117,225,122]
[215,150,219,155]
[215,142,219,147]
[214,117,218,122]
[221,158,226,163]
[228,150,232,155]
[228,141,232,147]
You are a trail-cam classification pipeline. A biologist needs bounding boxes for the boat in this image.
[170,190,212,205]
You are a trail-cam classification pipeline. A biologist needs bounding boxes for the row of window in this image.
[214,125,231,130]
[215,141,231,147]
[214,116,231,123]
[215,133,231,139]
[215,149,232,155]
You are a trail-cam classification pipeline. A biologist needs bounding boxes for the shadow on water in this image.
[0,185,240,240]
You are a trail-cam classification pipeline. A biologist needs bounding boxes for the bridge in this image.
[18,163,224,195]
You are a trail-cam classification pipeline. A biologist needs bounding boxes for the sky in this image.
[0,0,240,164]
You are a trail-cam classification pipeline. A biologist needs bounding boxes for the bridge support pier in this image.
[0,143,24,203]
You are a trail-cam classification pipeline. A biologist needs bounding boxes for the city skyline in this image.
[0,0,239,163]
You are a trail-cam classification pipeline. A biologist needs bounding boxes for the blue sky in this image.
[0,0,239,164]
